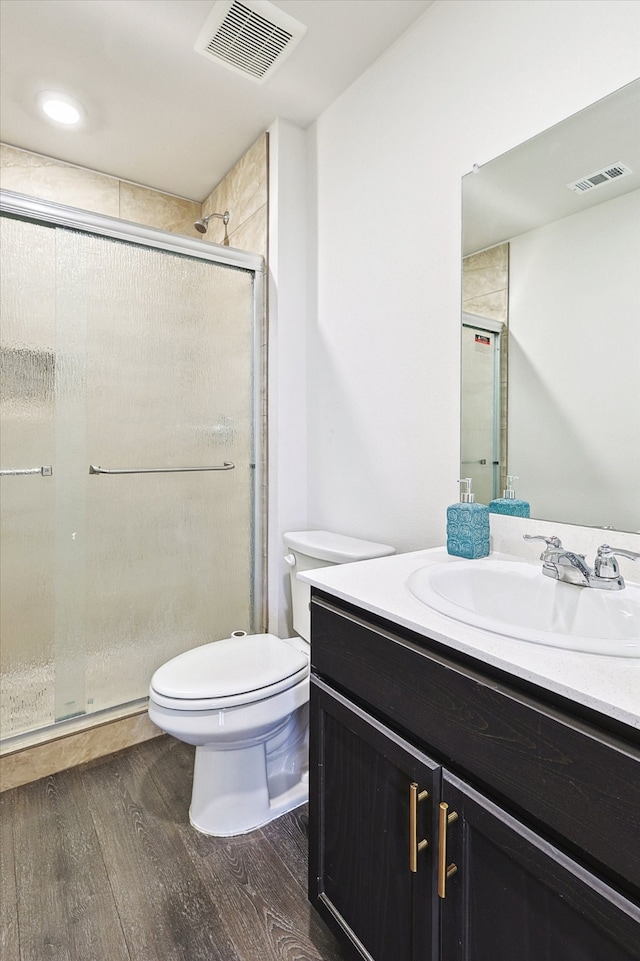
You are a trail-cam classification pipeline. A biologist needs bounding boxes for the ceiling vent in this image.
[567,162,633,194]
[194,0,307,83]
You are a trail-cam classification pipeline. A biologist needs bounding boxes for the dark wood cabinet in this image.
[308,590,640,961]
[310,678,440,961]
[440,772,640,961]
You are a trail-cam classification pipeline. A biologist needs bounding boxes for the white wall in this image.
[267,0,640,633]
[305,0,640,555]
[508,190,640,531]
[267,119,310,636]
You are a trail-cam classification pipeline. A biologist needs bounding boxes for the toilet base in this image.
[190,775,308,837]
[188,707,309,836]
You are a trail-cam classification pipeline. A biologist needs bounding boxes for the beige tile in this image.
[203,133,268,240]
[0,711,163,792]
[462,289,509,322]
[462,242,509,323]
[119,181,201,235]
[462,264,509,302]
[227,204,267,258]
[464,243,508,272]
[1,143,120,216]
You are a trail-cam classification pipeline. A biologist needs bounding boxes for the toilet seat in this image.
[149,633,309,711]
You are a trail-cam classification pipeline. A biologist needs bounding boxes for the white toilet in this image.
[148,530,394,836]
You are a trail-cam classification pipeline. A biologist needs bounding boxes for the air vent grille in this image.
[567,162,632,194]
[195,0,306,83]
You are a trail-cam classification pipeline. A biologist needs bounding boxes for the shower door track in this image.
[0,190,264,271]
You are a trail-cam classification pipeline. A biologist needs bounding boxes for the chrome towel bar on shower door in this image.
[0,465,53,476]
[89,462,235,475]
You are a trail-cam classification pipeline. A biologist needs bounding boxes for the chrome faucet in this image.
[523,535,640,590]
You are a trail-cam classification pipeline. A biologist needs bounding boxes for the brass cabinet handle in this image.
[409,782,429,872]
[437,802,458,897]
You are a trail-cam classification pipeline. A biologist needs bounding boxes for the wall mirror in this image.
[461,79,640,533]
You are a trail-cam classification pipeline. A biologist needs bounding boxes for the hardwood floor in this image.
[1,735,350,961]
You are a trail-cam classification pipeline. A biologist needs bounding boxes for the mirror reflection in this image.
[461,79,640,533]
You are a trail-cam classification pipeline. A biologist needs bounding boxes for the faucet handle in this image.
[594,544,640,580]
[523,533,563,561]
[523,534,563,547]
[523,534,563,548]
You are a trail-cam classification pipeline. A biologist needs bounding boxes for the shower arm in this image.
[205,211,229,226]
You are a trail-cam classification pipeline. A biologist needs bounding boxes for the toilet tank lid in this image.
[283,530,395,563]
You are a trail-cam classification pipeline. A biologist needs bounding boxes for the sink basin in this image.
[408,558,640,657]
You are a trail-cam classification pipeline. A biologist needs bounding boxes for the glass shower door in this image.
[1,215,258,739]
[0,218,58,735]
[460,321,501,505]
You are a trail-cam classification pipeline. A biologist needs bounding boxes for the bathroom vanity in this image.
[302,549,640,961]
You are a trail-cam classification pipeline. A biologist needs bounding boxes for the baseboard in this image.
[0,709,163,792]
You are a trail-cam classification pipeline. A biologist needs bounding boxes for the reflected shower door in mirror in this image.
[461,317,503,506]
[461,79,640,532]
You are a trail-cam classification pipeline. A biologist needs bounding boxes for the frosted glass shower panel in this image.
[67,234,256,711]
[0,219,57,735]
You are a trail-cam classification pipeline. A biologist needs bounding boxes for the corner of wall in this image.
[266,119,310,637]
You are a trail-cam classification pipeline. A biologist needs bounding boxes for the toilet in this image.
[148,530,394,836]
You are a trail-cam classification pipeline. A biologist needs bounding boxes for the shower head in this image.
[194,211,230,234]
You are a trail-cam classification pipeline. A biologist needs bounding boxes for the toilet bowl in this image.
[148,531,394,836]
[149,633,310,836]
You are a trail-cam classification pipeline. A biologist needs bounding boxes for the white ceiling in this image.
[0,0,434,201]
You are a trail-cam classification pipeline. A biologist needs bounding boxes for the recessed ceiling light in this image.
[37,91,84,126]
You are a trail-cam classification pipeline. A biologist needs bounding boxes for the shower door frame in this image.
[0,188,266,742]
[461,312,504,504]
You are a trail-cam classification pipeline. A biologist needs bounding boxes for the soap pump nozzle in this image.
[503,475,519,500]
[458,477,475,503]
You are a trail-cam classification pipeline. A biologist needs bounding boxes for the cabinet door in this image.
[440,771,640,961]
[310,677,441,961]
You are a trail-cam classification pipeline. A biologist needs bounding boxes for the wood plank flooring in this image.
[1,735,350,961]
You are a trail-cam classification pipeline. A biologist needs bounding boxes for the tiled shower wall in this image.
[0,136,268,259]
[0,143,201,232]
[0,137,268,790]
[201,133,268,258]
[202,133,269,634]
[462,243,509,322]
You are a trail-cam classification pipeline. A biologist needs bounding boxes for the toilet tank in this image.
[283,531,395,641]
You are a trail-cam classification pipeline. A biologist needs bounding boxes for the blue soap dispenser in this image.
[447,478,490,559]
[489,475,530,518]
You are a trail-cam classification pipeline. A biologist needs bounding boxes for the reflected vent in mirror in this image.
[194,0,307,83]
[567,161,632,193]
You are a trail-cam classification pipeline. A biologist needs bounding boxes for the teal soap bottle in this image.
[489,475,530,518]
[446,478,490,559]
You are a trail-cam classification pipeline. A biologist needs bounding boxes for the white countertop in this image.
[299,547,640,732]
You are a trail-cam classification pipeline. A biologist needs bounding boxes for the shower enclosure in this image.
[460,313,503,506]
[0,191,264,746]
